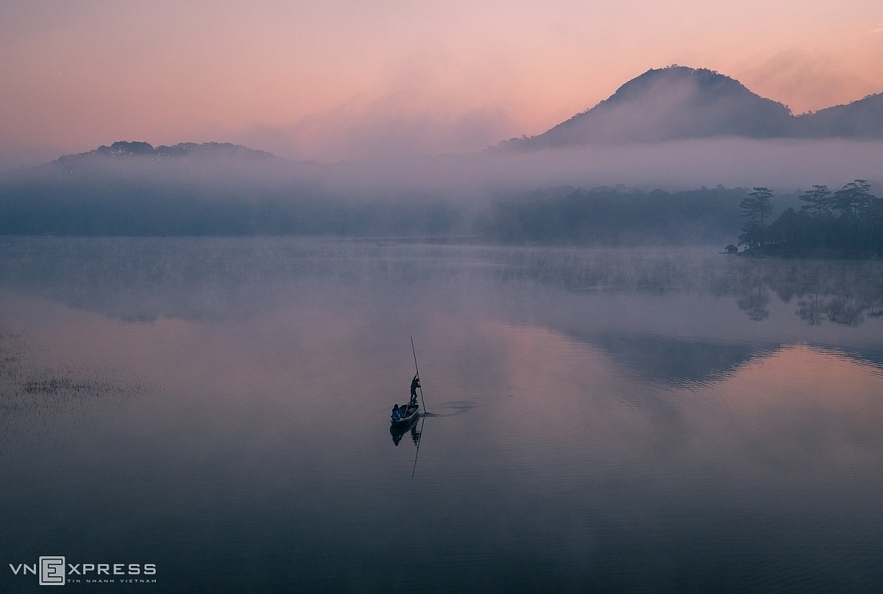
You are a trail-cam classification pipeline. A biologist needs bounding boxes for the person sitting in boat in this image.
[409,373,421,405]
[391,404,402,420]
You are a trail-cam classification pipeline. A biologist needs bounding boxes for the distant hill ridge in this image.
[28,140,290,180]
[59,141,278,162]
[501,66,883,149]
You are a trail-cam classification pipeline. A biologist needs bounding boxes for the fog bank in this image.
[1,138,880,242]
[324,138,883,196]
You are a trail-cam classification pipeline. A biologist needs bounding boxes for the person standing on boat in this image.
[409,373,420,405]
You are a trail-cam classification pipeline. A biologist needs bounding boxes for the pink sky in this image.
[2,0,882,166]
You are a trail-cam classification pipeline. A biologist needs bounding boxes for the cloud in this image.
[233,98,518,163]
[741,51,878,114]
[282,137,883,198]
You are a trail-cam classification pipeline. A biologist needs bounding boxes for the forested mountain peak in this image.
[500,66,881,149]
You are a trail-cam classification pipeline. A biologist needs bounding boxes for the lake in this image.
[2,237,883,593]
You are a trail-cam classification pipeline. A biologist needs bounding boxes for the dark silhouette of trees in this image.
[799,185,831,217]
[745,179,881,257]
[475,186,746,245]
[832,179,872,219]
[738,187,774,250]
[741,187,775,225]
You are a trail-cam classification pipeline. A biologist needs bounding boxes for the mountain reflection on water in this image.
[585,333,771,389]
[1,238,883,593]
[1,237,881,431]
[1,238,882,425]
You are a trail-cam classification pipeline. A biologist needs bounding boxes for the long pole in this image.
[411,415,426,479]
[411,336,427,414]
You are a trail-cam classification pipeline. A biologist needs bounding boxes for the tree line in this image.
[475,186,746,245]
[737,181,883,257]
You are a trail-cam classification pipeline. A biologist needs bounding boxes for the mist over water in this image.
[4,138,881,247]
[2,238,883,592]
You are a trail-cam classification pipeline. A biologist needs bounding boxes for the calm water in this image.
[1,238,883,593]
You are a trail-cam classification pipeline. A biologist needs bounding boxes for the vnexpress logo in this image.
[10,557,157,586]
[40,556,66,586]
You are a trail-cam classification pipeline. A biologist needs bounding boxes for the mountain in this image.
[0,140,463,237]
[796,93,883,139]
[19,140,325,190]
[500,66,883,149]
[45,141,282,175]
[65,140,277,161]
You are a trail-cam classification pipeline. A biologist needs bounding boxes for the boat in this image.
[390,402,419,426]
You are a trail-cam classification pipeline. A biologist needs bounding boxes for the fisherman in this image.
[409,373,420,405]
[391,403,401,420]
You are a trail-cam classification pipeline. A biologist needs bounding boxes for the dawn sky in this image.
[1,0,882,166]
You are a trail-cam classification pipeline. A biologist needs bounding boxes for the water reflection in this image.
[0,326,141,426]
[479,245,883,328]
[2,238,882,402]
[586,333,772,388]
[1,238,883,592]
[797,293,872,326]
[737,274,771,321]
[390,414,421,446]
[733,258,883,326]
[2,238,883,330]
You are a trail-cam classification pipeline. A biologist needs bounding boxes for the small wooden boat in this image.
[390,403,419,426]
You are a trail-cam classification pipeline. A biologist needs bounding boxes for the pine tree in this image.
[738,187,774,249]
[799,185,831,217]
[832,180,871,219]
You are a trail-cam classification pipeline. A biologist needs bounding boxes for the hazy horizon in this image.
[9,137,882,196]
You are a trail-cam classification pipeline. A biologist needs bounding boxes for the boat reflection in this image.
[390,413,422,446]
